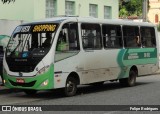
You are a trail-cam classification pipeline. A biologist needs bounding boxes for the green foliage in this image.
[119,6,128,18]
[1,0,15,4]
[119,0,143,17]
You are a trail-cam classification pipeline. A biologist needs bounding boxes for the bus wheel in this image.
[23,90,37,95]
[64,77,77,97]
[119,70,137,87]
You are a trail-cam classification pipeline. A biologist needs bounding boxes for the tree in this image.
[1,0,15,4]
[119,0,143,18]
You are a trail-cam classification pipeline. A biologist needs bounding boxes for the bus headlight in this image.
[3,80,6,84]
[41,79,49,86]
[36,65,50,76]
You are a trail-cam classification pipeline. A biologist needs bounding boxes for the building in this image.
[0,0,119,21]
[148,0,160,25]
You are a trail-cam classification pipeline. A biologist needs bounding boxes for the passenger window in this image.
[123,26,141,48]
[55,22,80,62]
[102,25,122,48]
[81,24,102,49]
[56,23,80,51]
[140,27,156,47]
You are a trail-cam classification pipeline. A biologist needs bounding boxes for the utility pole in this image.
[142,0,148,22]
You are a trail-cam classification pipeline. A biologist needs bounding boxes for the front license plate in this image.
[16,78,25,83]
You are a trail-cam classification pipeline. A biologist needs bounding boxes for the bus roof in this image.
[22,16,155,27]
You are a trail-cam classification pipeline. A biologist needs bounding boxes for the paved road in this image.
[1,74,160,114]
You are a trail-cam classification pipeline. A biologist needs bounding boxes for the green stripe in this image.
[127,48,155,53]
[123,48,157,64]
[117,48,157,79]
[123,58,157,66]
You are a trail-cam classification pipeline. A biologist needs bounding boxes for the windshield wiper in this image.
[22,34,31,52]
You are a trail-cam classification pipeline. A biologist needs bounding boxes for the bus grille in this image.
[9,66,35,72]
[6,57,41,72]
[9,80,36,87]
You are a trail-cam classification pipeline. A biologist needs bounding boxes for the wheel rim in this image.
[129,71,136,85]
[66,81,75,93]
[129,75,135,85]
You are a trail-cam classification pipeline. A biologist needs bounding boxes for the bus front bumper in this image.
[3,66,54,90]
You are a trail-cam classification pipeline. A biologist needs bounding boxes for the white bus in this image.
[3,17,159,96]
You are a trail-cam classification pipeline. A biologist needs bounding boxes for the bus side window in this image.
[81,23,102,50]
[56,23,80,51]
[141,27,156,47]
[102,24,122,48]
[69,23,80,50]
[123,26,140,48]
[56,31,68,51]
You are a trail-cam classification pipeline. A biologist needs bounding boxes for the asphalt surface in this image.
[6,74,160,105]
[1,73,160,114]
[1,62,160,114]
[0,69,160,94]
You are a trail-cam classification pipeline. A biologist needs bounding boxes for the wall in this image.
[0,19,24,48]
[0,0,34,21]
[0,0,119,21]
[148,0,160,24]
[57,0,119,19]
[34,0,46,20]
[0,19,24,36]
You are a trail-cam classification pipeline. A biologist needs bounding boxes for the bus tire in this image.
[64,77,77,97]
[119,70,137,87]
[23,90,37,95]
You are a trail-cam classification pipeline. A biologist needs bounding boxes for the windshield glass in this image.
[6,23,58,57]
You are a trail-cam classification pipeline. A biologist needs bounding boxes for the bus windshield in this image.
[6,23,58,58]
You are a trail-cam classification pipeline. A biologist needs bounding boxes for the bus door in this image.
[54,22,80,73]
[80,23,103,83]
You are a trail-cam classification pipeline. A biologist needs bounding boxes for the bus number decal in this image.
[144,53,150,58]
[33,24,56,32]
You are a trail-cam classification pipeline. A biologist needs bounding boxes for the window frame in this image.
[104,6,112,19]
[81,23,102,50]
[56,22,80,52]
[89,4,98,18]
[140,27,156,48]
[122,25,141,48]
[65,1,75,16]
[102,24,123,49]
[155,14,159,24]
[46,0,57,18]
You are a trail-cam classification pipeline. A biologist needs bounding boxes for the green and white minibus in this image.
[3,17,159,96]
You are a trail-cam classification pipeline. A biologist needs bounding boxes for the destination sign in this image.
[32,24,57,32]
[21,26,31,32]
[14,26,31,33]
